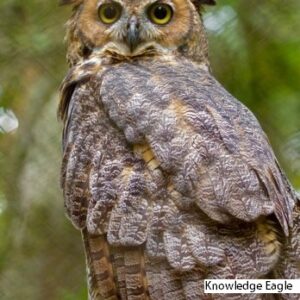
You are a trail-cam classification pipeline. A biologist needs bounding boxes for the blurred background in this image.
[0,0,299,299]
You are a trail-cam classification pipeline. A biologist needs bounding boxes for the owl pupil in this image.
[154,6,167,19]
[104,6,117,19]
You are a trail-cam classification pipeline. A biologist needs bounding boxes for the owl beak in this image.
[127,16,140,52]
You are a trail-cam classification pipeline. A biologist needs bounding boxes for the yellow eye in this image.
[147,3,173,25]
[98,3,122,24]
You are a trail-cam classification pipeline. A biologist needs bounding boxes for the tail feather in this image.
[111,249,127,299]
[273,206,300,280]
[123,247,149,300]
[82,229,119,300]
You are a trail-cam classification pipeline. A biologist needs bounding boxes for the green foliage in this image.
[59,287,88,300]
[0,0,299,299]
[207,0,300,186]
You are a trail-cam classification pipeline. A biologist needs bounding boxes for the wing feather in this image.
[100,58,297,235]
[60,55,299,298]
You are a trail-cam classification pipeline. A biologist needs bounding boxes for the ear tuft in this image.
[197,0,216,5]
[191,0,216,8]
[191,0,216,12]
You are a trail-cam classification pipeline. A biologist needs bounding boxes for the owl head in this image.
[62,0,215,66]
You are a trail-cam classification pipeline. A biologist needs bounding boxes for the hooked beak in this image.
[127,16,140,52]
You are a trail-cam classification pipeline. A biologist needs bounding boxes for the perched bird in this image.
[58,0,300,299]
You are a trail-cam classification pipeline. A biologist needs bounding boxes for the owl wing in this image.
[61,57,300,299]
[99,58,296,236]
[60,61,157,299]
[98,58,300,283]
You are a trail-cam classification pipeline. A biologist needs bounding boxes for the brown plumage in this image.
[59,1,300,299]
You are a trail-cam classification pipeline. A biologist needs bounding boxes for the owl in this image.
[58,0,300,299]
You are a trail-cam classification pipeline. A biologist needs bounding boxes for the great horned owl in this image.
[58,0,300,299]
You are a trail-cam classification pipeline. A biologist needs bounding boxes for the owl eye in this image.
[147,3,173,25]
[98,3,122,24]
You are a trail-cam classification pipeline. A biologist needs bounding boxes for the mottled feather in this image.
[59,0,300,299]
